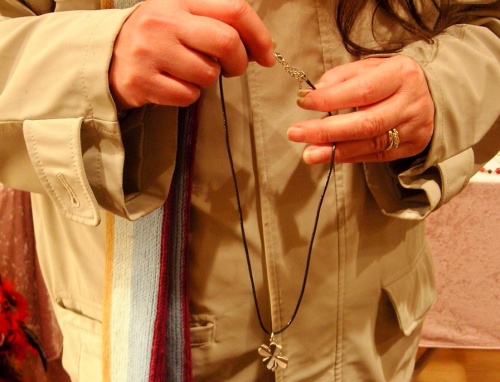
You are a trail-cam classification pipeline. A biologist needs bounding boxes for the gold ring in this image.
[384,128,400,151]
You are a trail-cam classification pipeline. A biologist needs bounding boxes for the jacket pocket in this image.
[190,314,216,348]
[53,295,102,382]
[382,249,436,336]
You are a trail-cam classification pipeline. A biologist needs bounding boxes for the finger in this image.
[298,62,403,112]
[288,100,404,144]
[333,142,415,163]
[302,122,430,165]
[341,118,432,163]
[333,127,403,159]
[155,39,223,87]
[302,139,410,165]
[177,15,249,77]
[315,58,385,87]
[186,0,275,67]
[301,132,394,165]
[151,75,201,107]
[124,72,202,108]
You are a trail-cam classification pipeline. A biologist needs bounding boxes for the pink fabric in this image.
[0,184,69,381]
[421,155,500,349]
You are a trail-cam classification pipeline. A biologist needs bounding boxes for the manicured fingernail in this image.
[287,127,305,141]
[297,89,312,98]
[297,97,313,108]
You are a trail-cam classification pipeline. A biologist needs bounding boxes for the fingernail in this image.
[272,39,278,49]
[303,147,323,164]
[287,127,305,141]
[297,89,312,98]
[297,97,313,109]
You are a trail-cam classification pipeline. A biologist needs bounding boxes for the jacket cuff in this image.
[105,105,178,221]
[17,7,178,225]
[364,147,476,220]
[24,118,101,225]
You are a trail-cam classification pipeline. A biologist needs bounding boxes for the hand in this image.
[109,0,275,109]
[287,56,435,164]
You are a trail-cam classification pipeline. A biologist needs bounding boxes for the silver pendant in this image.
[258,334,289,371]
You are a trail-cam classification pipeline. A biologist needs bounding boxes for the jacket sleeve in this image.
[0,2,178,226]
[365,1,500,220]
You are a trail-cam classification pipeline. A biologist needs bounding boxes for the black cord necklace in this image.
[218,53,335,372]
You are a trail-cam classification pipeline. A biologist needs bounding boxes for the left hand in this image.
[287,55,435,164]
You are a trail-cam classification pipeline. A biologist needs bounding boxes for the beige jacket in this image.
[1,1,499,381]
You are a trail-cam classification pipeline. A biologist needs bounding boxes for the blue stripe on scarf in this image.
[166,105,195,380]
[127,207,164,380]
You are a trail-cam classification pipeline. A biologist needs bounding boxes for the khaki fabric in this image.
[1,0,499,381]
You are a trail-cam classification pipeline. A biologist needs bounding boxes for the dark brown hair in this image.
[335,0,492,55]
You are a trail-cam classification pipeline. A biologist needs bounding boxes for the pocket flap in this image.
[383,250,436,336]
[190,314,216,347]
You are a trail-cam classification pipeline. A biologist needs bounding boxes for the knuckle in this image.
[176,88,201,107]
[397,56,425,83]
[215,28,241,55]
[222,0,249,21]
[311,121,335,143]
[135,8,167,33]
[402,57,421,75]
[198,63,221,88]
[313,128,332,143]
[123,69,149,94]
[150,81,201,107]
[406,63,422,79]
[129,42,151,60]
[357,78,376,103]
[359,114,384,137]
[372,134,388,152]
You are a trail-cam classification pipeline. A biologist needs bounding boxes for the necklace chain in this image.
[218,54,335,337]
[275,53,315,89]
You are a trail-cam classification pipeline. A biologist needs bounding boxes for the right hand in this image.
[109,0,275,110]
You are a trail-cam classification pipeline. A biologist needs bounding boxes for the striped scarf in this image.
[100,3,198,378]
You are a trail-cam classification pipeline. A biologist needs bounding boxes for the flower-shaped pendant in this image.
[258,336,289,371]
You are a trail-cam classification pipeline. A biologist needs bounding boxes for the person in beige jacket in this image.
[1,0,499,381]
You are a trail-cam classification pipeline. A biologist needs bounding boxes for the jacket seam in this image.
[137,105,150,193]
[68,119,96,217]
[334,164,346,382]
[81,11,116,131]
[81,17,97,129]
[420,54,446,206]
[0,118,122,128]
[78,9,132,142]
[27,126,65,210]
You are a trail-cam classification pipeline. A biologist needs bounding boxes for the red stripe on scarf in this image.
[148,103,200,381]
[148,201,171,381]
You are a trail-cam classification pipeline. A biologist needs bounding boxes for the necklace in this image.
[218,53,335,372]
